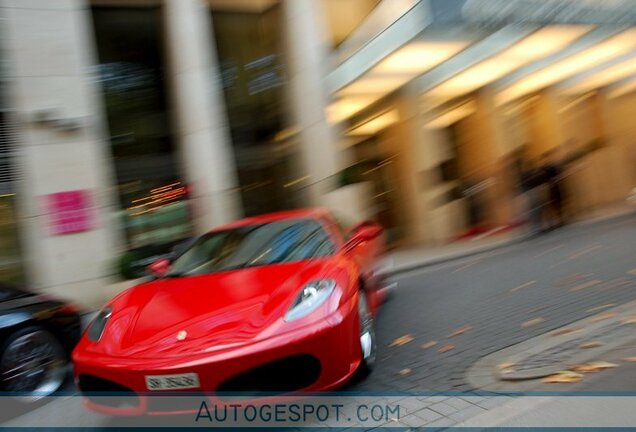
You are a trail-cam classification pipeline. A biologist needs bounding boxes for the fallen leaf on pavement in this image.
[627,269,636,276]
[390,334,414,347]
[552,328,579,337]
[498,362,515,372]
[421,341,437,349]
[590,312,618,323]
[438,344,454,353]
[586,304,616,313]
[600,278,631,292]
[542,371,583,383]
[449,325,473,338]
[622,316,636,324]
[399,368,412,376]
[580,341,604,349]
[558,273,594,286]
[572,362,618,373]
[522,317,546,328]
[622,357,636,362]
[570,280,602,292]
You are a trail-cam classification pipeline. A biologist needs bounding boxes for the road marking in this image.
[510,280,537,293]
[570,280,602,292]
[627,269,636,276]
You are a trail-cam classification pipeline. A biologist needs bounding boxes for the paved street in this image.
[353,212,636,392]
[3,212,636,428]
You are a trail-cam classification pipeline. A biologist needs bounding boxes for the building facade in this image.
[1,0,635,307]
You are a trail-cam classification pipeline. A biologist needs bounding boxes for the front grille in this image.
[217,354,321,396]
[78,375,140,409]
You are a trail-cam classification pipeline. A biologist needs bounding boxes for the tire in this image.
[0,326,68,402]
[356,289,377,377]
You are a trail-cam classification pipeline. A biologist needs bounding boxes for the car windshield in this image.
[164,218,335,277]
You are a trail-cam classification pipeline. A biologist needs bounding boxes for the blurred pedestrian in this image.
[520,158,548,236]
[541,150,566,229]
[461,177,485,229]
[509,147,528,225]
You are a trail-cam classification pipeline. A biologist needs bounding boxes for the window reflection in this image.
[91,7,194,251]
[211,3,300,216]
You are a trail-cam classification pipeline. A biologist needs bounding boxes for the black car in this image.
[0,283,82,401]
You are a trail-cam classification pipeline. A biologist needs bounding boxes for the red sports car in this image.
[72,209,388,415]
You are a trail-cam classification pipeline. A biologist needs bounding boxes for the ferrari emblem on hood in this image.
[176,330,187,341]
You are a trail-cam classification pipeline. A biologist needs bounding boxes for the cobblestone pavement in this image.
[351,213,636,395]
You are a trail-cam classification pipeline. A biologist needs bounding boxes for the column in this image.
[476,88,515,226]
[282,0,345,206]
[164,0,241,235]
[2,0,122,307]
[388,85,436,245]
[528,87,565,157]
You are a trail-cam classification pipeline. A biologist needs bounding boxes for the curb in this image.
[466,298,636,392]
[383,207,635,278]
[383,236,523,278]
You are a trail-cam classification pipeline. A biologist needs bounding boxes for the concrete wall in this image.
[2,0,123,308]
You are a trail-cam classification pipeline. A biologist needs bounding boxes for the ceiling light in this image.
[330,39,471,122]
[425,102,476,129]
[326,97,379,123]
[348,110,399,136]
[429,26,591,99]
[374,41,469,75]
[608,77,636,99]
[339,76,411,97]
[498,28,636,104]
[565,56,636,93]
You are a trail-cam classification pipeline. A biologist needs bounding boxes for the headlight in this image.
[284,279,336,322]
[86,306,112,342]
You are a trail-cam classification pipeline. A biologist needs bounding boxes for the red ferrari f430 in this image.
[72,209,390,415]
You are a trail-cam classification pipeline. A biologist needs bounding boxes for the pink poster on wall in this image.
[46,190,94,235]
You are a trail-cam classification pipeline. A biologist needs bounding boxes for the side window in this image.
[314,237,335,256]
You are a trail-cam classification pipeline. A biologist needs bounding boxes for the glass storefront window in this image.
[211,3,300,216]
[91,7,194,250]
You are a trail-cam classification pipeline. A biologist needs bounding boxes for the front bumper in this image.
[72,295,360,415]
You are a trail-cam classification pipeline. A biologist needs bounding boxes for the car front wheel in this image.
[0,327,68,402]
[357,289,377,375]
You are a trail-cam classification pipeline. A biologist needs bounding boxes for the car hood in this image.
[93,259,336,358]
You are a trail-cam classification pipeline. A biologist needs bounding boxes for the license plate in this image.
[145,373,200,391]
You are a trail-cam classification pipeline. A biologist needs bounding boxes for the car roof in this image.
[209,208,332,233]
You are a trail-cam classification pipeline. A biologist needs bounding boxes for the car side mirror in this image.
[343,221,383,251]
[147,258,171,278]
